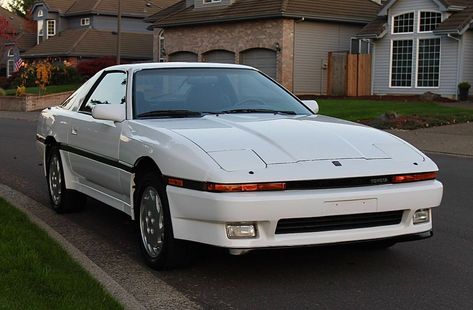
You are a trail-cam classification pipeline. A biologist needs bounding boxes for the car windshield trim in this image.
[218,109,297,115]
[136,110,204,118]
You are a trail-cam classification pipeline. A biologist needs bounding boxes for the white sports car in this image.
[37,63,443,269]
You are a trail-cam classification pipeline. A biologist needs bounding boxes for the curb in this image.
[0,184,146,310]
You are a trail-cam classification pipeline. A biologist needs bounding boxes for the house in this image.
[0,6,35,77]
[22,0,179,65]
[356,0,473,98]
[146,0,381,95]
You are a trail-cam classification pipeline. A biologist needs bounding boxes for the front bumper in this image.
[167,180,443,248]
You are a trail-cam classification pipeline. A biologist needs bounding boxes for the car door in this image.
[67,70,128,201]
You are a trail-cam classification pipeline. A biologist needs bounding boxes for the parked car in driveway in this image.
[36,63,443,269]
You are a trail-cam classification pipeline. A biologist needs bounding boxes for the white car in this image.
[37,63,443,269]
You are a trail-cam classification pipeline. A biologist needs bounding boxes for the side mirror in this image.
[302,100,319,114]
[92,104,126,122]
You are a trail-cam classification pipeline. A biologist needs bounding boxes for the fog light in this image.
[226,223,257,239]
[413,209,430,224]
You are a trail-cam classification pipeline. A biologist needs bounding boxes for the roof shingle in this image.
[23,28,153,59]
[150,0,381,28]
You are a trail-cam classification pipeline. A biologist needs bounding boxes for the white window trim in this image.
[37,9,43,17]
[417,10,443,34]
[389,39,415,89]
[391,11,415,35]
[203,0,221,4]
[415,37,441,89]
[47,19,56,37]
[7,48,14,57]
[80,18,90,26]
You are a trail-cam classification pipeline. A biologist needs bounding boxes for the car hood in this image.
[139,115,425,169]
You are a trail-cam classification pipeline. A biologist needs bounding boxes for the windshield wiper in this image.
[137,110,203,118]
[219,109,297,115]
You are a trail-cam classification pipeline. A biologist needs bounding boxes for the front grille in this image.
[275,210,404,234]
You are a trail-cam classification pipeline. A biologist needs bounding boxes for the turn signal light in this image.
[392,172,437,184]
[207,182,286,192]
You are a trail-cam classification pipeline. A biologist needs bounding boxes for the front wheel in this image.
[136,172,190,270]
[47,148,85,213]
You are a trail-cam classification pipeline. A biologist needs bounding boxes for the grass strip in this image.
[4,84,81,96]
[317,99,473,129]
[0,197,122,310]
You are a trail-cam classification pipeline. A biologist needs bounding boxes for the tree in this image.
[8,0,35,17]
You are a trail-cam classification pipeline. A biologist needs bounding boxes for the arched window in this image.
[7,48,14,57]
[419,11,442,32]
[392,12,414,34]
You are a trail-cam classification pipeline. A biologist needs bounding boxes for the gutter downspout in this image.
[448,34,461,100]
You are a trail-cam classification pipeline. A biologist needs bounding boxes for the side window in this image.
[80,72,127,113]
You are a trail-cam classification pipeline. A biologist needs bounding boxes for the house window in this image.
[391,40,413,87]
[393,12,414,34]
[350,38,370,54]
[419,12,442,32]
[203,0,221,3]
[80,18,90,26]
[37,20,44,44]
[47,20,56,37]
[7,60,15,77]
[417,38,440,87]
[38,9,43,17]
[159,34,166,62]
[7,49,15,77]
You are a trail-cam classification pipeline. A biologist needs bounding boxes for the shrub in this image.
[458,81,471,90]
[0,88,6,96]
[77,57,117,78]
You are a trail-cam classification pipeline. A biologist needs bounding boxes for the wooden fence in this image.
[327,52,372,97]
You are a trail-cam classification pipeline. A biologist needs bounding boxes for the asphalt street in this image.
[0,116,472,309]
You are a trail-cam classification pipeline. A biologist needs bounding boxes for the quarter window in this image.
[393,12,414,33]
[47,20,56,37]
[419,12,442,32]
[81,72,127,113]
[417,38,440,87]
[391,40,413,87]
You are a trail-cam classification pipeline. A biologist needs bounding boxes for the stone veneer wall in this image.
[0,91,73,112]
[161,18,295,91]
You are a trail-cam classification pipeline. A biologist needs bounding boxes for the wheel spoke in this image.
[140,186,165,258]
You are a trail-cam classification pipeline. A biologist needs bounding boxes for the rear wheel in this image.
[135,172,190,270]
[47,148,86,213]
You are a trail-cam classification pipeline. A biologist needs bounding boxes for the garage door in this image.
[203,50,235,64]
[168,51,198,62]
[240,48,277,79]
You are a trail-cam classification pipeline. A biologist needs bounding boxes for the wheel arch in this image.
[131,156,165,220]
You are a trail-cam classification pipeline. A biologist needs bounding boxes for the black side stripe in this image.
[59,144,134,173]
[36,135,134,173]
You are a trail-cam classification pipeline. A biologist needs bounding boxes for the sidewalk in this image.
[388,122,473,157]
[0,111,41,121]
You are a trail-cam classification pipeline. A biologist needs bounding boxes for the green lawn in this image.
[317,99,473,129]
[5,84,81,96]
[0,198,122,309]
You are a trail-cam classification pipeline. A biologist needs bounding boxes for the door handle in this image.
[71,128,78,135]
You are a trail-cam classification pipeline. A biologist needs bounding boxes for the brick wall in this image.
[0,91,73,112]
[162,18,295,90]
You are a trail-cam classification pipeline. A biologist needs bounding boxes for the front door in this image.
[67,71,128,201]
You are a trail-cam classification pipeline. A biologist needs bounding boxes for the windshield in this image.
[132,68,311,118]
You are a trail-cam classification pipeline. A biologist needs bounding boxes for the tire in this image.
[46,147,86,213]
[135,172,190,270]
